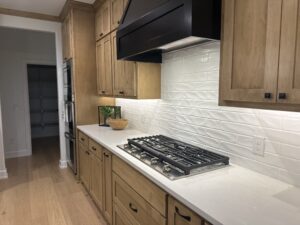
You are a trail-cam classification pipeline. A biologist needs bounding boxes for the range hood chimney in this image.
[116,0,221,63]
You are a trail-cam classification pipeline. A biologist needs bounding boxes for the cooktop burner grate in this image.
[127,135,229,175]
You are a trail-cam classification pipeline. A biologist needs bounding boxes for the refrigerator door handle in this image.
[65,132,75,141]
[64,102,69,123]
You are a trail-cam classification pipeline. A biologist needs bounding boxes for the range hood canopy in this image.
[117,0,221,63]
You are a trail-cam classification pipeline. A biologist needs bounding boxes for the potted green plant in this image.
[100,106,114,126]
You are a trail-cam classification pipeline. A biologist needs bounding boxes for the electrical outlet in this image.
[252,136,265,156]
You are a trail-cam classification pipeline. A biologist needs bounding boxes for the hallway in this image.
[0,137,107,225]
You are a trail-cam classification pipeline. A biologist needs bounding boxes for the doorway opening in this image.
[27,64,59,156]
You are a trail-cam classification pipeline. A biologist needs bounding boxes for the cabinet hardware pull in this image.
[175,207,191,222]
[278,93,287,100]
[264,93,272,99]
[129,203,138,213]
[119,91,124,95]
[100,33,104,36]
[92,146,97,151]
[104,153,109,158]
[81,138,85,141]
[117,21,120,24]
[85,151,90,155]
[101,90,106,94]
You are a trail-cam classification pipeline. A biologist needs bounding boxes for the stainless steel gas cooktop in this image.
[118,135,230,180]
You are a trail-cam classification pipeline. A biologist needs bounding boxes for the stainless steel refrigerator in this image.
[63,59,77,174]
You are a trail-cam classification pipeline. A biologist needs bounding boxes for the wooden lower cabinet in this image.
[103,149,113,224]
[90,153,104,210]
[79,143,91,190]
[168,196,204,225]
[112,173,166,225]
[79,131,213,225]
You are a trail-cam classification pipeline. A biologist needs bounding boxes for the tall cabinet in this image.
[220,0,300,111]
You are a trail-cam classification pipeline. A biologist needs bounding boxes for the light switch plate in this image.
[252,136,265,156]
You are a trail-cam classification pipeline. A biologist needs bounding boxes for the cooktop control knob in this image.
[150,157,159,165]
[140,152,147,159]
[163,165,171,173]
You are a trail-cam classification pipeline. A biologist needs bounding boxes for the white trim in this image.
[0,169,8,179]
[0,14,67,167]
[5,149,31,159]
[59,160,68,169]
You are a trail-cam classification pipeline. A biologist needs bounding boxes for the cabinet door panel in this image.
[111,0,124,30]
[90,155,104,210]
[102,0,111,36]
[111,31,137,97]
[103,150,113,224]
[220,0,282,103]
[95,8,103,41]
[278,0,300,104]
[79,143,91,190]
[96,36,113,96]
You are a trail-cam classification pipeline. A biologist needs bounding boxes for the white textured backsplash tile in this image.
[116,42,300,187]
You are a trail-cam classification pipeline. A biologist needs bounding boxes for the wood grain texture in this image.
[111,0,124,30]
[113,173,166,225]
[278,0,300,104]
[0,137,107,225]
[168,196,203,225]
[112,156,167,216]
[103,149,113,224]
[0,7,60,22]
[220,0,282,103]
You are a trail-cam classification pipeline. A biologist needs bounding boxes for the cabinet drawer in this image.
[113,173,166,225]
[112,156,167,216]
[168,196,204,225]
[89,138,103,160]
[78,131,88,146]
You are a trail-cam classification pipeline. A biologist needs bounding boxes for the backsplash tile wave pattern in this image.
[116,42,300,186]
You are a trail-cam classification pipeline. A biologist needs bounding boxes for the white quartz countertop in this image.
[77,125,300,225]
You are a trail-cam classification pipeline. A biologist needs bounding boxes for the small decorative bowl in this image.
[107,118,128,130]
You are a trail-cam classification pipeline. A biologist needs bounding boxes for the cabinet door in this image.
[95,8,104,41]
[62,12,73,60]
[79,143,91,190]
[278,0,300,104]
[111,0,124,30]
[111,31,137,97]
[96,36,113,96]
[220,0,282,103]
[103,150,113,224]
[168,197,203,225]
[102,0,111,36]
[90,155,104,210]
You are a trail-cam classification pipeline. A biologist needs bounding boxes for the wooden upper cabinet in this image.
[220,0,282,103]
[278,0,300,104]
[111,31,137,97]
[62,12,73,60]
[95,0,111,41]
[96,35,113,96]
[111,0,124,30]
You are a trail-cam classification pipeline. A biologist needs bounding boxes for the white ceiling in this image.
[0,0,95,16]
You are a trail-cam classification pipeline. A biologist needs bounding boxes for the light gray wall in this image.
[0,27,56,159]
[117,42,300,187]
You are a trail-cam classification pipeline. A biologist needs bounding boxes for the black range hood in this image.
[116,0,221,63]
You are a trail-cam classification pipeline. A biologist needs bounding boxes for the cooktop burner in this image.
[118,135,230,180]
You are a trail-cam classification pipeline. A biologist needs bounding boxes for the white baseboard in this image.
[5,149,31,159]
[0,169,8,179]
[59,160,68,169]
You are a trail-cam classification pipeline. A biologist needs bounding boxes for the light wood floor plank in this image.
[0,137,107,225]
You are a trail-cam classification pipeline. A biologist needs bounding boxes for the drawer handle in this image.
[119,91,124,95]
[81,138,85,142]
[92,146,97,151]
[278,93,287,100]
[85,151,90,155]
[175,207,191,222]
[129,203,138,213]
[104,153,110,158]
[264,93,272,99]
